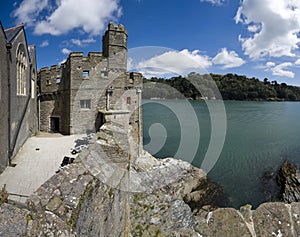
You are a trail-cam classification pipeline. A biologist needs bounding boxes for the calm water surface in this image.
[142,100,300,208]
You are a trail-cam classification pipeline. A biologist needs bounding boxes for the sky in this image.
[1,0,300,85]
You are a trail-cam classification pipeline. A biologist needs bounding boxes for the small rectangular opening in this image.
[101,71,108,78]
[56,78,61,83]
[82,71,89,79]
[80,99,91,109]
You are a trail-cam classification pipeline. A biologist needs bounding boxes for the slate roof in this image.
[4,24,24,43]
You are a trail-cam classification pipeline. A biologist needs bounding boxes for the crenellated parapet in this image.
[38,65,62,94]
[107,22,127,34]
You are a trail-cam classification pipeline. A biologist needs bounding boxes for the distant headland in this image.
[143,72,300,101]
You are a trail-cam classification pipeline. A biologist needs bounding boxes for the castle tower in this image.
[102,22,128,73]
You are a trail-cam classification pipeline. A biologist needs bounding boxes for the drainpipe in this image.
[6,42,12,166]
[136,88,142,157]
[37,93,40,131]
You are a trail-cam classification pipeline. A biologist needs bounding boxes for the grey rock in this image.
[252,202,294,237]
[277,161,300,203]
[0,203,29,237]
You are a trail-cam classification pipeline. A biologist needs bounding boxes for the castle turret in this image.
[102,22,128,73]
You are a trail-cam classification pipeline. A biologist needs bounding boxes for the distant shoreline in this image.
[143,72,300,102]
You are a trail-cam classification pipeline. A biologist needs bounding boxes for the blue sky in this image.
[2,0,300,85]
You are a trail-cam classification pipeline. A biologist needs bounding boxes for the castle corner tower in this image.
[102,22,128,73]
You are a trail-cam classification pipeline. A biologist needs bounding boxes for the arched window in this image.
[31,69,36,99]
[16,44,27,95]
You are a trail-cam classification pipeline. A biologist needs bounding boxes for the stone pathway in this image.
[0,133,83,203]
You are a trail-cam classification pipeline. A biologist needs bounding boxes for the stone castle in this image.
[0,21,143,173]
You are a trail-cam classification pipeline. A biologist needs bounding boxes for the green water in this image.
[142,100,300,209]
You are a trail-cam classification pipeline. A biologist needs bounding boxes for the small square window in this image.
[101,71,108,78]
[82,71,89,79]
[56,78,61,83]
[80,99,91,109]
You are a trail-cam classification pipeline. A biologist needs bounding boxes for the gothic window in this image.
[16,45,27,96]
[31,69,35,99]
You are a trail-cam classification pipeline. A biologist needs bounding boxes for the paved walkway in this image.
[0,133,83,203]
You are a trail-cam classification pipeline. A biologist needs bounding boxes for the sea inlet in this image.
[143,100,300,208]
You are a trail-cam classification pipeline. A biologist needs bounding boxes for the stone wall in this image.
[67,52,108,134]
[0,23,9,172]
[39,99,55,132]
[38,65,61,94]
[7,27,38,160]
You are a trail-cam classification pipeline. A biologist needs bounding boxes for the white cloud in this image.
[71,38,96,46]
[247,24,261,33]
[12,0,49,26]
[14,0,122,36]
[129,49,212,77]
[212,48,245,69]
[266,61,275,67]
[295,59,300,65]
[40,40,49,48]
[62,48,72,55]
[200,0,226,6]
[265,61,295,78]
[235,0,300,59]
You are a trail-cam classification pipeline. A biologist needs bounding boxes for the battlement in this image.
[66,52,104,63]
[88,52,102,58]
[108,22,127,35]
[39,65,61,73]
[70,52,83,57]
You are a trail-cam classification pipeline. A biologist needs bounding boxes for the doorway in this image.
[50,117,60,132]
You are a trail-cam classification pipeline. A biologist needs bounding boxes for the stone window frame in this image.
[80,99,91,110]
[16,44,27,96]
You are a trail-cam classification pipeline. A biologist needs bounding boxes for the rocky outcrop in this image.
[277,161,300,203]
[0,203,30,237]
[195,202,300,237]
[0,124,299,236]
